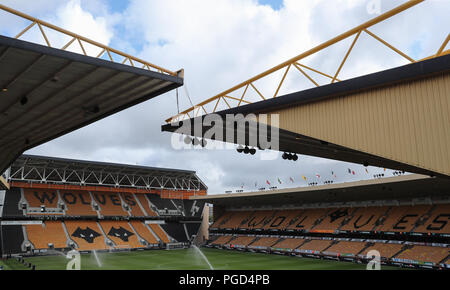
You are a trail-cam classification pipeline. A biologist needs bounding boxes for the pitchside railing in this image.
[165,0,449,124]
[0,4,178,77]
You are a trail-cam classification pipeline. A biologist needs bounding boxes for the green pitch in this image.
[1,248,399,270]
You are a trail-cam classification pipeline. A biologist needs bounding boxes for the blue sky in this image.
[109,0,284,13]
[258,0,284,10]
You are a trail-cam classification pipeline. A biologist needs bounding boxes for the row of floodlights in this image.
[282,153,298,161]
[393,171,406,176]
[184,136,207,147]
[236,146,257,155]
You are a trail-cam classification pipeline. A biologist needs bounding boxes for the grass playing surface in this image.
[1,248,400,270]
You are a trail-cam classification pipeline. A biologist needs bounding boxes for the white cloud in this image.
[10,0,447,194]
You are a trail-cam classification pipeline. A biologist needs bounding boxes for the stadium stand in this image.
[361,243,404,260]
[162,223,189,242]
[395,245,449,264]
[340,206,390,232]
[185,223,202,240]
[312,208,357,232]
[414,204,450,234]
[271,238,306,250]
[285,208,329,231]
[241,210,277,230]
[297,239,333,253]
[249,237,280,248]
[226,236,257,247]
[147,194,178,211]
[121,193,145,217]
[135,194,158,216]
[24,188,58,208]
[2,187,23,217]
[211,205,450,235]
[92,192,128,216]
[148,224,171,243]
[65,221,108,251]
[325,241,368,256]
[25,222,68,250]
[263,210,303,231]
[219,211,253,230]
[377,205,432,233]
[60,190,97,216]
[211,211,234,229]
[0,225,25,255]
[99,221,143,249]
[129,221,159,244]
[210,235,233,246]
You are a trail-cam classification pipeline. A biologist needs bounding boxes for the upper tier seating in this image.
[60,190,96,216]
[377,205,432,233]
[285,208,329,231]
[24,188,59,208]
[214,204,449,234]
[211,211,234,228]
[313,208,358,232]
[65,221,108,251]
[240,211,277,230]
[340,207,390,232]
[146,194,177,211]
[219,211,253,230]
[120,193,145,217]
[92,192,128,216]
[25,221,67,249]
[414,204,450,234]
[263,210,303,230]
[135,194,158,216]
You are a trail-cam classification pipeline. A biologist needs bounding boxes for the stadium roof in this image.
[0,35,183,174]
[192,174,450,208]
[163,54,450,178]
[7,155,207,191]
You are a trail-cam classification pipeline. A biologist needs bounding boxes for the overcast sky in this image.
[0,0,448,194]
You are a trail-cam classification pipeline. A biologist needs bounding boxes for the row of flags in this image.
[241,167,389,188]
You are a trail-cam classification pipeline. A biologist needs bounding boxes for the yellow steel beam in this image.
[0,4,178,76]
[332,30,361,83]
[437,33,450,56]
[293,63,319,87]
[364,29,415,63]
[166,0,425,123]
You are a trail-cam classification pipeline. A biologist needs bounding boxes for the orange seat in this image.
[65,221,108,251]
[25,221,67,249]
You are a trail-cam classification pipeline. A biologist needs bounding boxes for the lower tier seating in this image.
[130,221,159,244]
[65,221,108,251]
[25,222,67,250]
[396,246,449,264]
[99,221,143,249]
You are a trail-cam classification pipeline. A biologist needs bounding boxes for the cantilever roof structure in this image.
[192,174,450,208]
[8,155,207,192]
[0,4,185,175]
